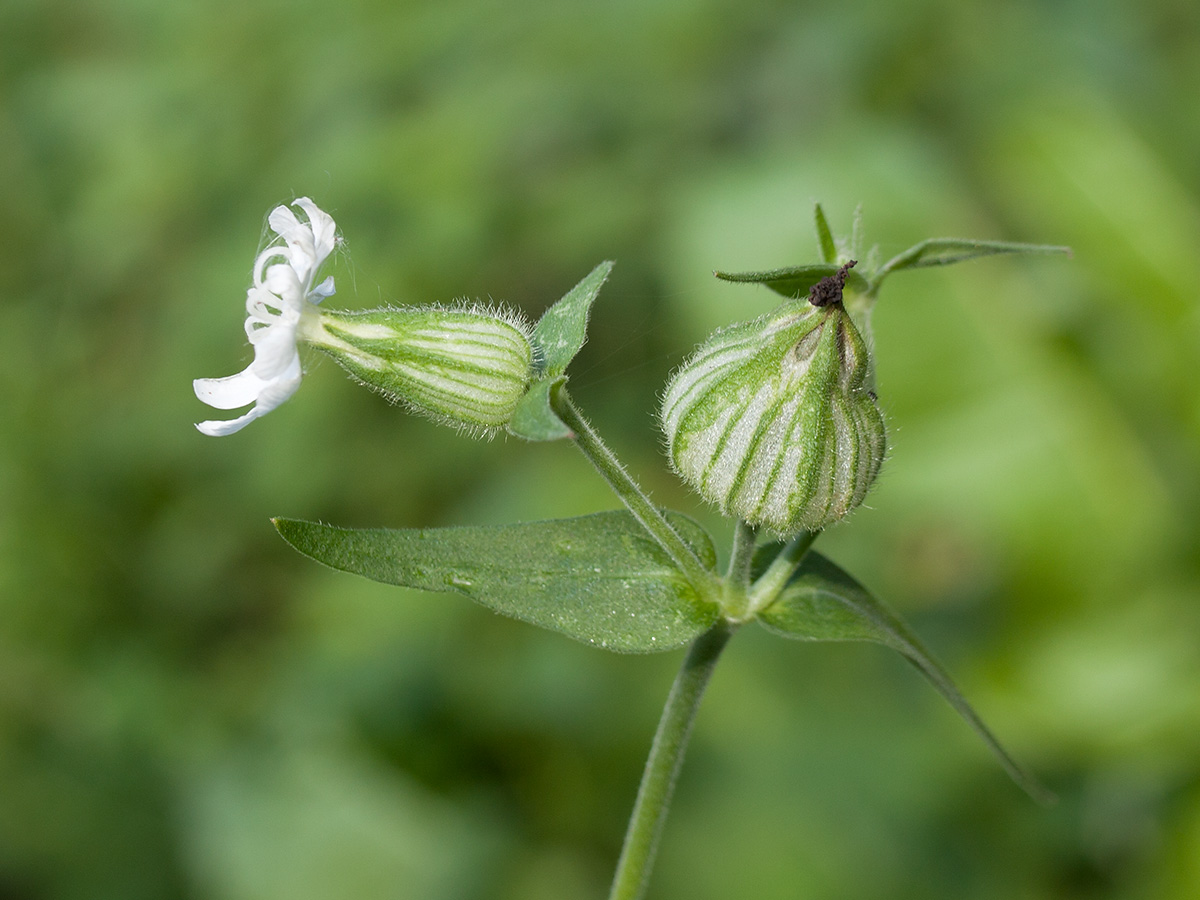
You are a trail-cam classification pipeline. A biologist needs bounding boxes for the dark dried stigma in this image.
[808,259,857,308]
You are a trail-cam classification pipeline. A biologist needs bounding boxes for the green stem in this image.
[725,520,758,586]
[608,621,735,900]
[552,387,716,592]
[719,520,758,619]
[742,529,819,619]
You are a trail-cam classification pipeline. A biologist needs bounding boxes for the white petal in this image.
[194,361,302,436]
[263,263,305,309]
[246,284,279,315]
[269,204,319,285]
[253,246,290,288]
[253,363,302,414]
[242,319,291,348]
[292,198,337,266]
[196,409,265,436]
[194,365,270,410]
[246,317,277,343]
[250,325,299,380]
[267,204,314,260]
[245,311,279,337]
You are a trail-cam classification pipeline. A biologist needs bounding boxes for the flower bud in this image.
[301,305,535,435]
[661,263,885,533]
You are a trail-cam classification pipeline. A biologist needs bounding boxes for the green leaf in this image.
[510,261,613,442]
[531,260,614,377]
[507,376,572,441]
[876,238,1071,281]
[713,263,871,301]
[813,204,838,265]
[274,510,720,654]
[758,550,1053,803]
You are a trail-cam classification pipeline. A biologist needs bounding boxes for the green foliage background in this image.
[3,0,1199,897]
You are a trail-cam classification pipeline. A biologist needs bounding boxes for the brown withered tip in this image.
[808,260,857,308]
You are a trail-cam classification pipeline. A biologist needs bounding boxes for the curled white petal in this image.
[196,412,262,437]
[267,205,312,257]
[194,198,338,435]
[194,359,302,436]
[194,367,273,410]
[264,197,336,288]
[261,261,305,307]
[293,197,337,264]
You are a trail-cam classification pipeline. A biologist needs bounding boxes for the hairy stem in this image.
[743,529,819,619]
[719,520,758,618]
[726,520,758,585]
[552,387,717,593]
[608,621,734,900]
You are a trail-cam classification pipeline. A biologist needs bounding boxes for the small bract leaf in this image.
[531,260,614,377]
[758,549,1052,803]
[273,511,720,654]
[507,376,572,441]
[713,263,871,301]
[813,204,838,265]
[510,262,614,443]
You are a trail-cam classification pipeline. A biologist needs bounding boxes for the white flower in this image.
[194,198,338,435]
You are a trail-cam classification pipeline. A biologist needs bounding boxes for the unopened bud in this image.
[661,262,885,533]
[302,305,535,435]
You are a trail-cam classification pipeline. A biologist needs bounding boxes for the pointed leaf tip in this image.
[758,550,1053,802]
[813,203,838,265]
[876,238,1072,284]
[531,260,614,378]
[513,262,614,442]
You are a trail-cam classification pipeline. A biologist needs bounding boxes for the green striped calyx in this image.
[661,264,885,534]
[303,305,535,435]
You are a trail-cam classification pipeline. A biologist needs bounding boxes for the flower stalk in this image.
[550,387,720,597]
[743,529,819,620]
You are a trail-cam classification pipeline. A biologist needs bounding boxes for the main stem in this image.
[608,621,734,900]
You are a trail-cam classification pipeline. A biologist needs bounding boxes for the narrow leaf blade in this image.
[879,238,1071,278]
[274,510,720,653]
[532,261,614,377]
[714,263,871,300]
[813,204,838,265]
[759,551,1052,802]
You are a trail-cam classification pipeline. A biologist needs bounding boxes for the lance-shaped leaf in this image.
[874,238,1071,283]
[813,203,838,265]
[532,260,613,376]
[758,549,1052,803]
[509,261,613,441]
[713,262,872,302]
[274,510,719,653]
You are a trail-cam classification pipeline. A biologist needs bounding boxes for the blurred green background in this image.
[3,0,1199,897]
